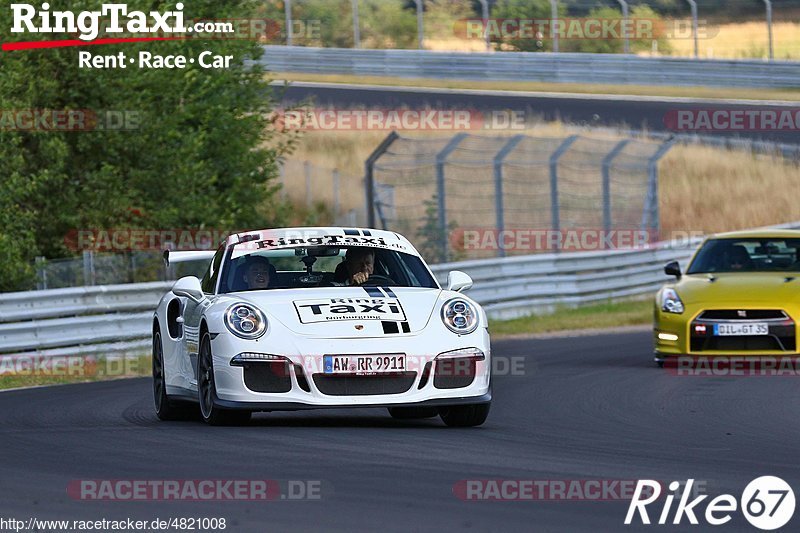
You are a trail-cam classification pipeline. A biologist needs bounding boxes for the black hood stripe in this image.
[383,287,397,298]
[363,286,384,298]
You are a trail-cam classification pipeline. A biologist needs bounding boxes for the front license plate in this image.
[323,354,406,375]
[713,323,769,336]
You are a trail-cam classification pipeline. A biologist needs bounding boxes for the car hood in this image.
[228,287,444,337]
[675,272,800,305]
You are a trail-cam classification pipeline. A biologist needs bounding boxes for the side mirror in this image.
[664,261,682,279]
[447,270,473,292]
[172,276,205,302]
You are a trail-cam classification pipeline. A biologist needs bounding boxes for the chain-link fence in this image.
[34,252,208,290]
[270,0,798,60]
[366,132,674,262]
[279,160,366,226]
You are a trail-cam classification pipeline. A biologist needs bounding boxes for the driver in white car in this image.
[333,247,375,286]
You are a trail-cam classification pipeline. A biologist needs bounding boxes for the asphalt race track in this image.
[2,331,798,532]
[278,82,800,145]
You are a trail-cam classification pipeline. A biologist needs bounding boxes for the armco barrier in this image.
[259,46,800,89]
[2,220,798,359]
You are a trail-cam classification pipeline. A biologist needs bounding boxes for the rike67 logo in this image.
[625,477,795,530]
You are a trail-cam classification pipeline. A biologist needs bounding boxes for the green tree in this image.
[491,0,561,52]
[360,0,418,49]
[561,6,672,55]
[0,0,294,292]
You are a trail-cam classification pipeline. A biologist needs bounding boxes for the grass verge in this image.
[271,72,800,102]
[489,299,652,337]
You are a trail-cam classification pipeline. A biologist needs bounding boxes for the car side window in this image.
[201,246,225,294]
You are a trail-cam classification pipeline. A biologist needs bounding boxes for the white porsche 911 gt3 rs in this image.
[152,227,491,426]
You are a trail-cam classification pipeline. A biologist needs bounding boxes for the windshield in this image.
[219,245,439,293]
[687,238,800,274]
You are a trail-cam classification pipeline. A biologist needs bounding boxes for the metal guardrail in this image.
[3,220,799,359]
[0,242,697,358]
[260,46,800,89]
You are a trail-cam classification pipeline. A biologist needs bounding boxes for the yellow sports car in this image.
[654,229,800,366]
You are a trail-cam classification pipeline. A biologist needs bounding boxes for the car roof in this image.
[707,229,800,240]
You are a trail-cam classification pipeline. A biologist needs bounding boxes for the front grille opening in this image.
[417,362,432,389]
[243,362,292,393]
[690,335,795,352]
[433,357,477,389]
[312,372,417,396]
[699,310,788,320]
[294,364,311,393]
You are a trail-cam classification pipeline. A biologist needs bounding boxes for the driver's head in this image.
[344,247,374,277]
[243,256,272,289]
[728,245,751,271]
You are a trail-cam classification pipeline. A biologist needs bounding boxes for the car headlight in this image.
[225,303,267,339]
[435,347,485,361]
[661,288,685,314]
[441,298,479,334]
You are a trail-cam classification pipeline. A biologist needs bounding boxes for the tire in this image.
[198,332,251,426]
[439,402,491,427]
[387,407,439,420]
[153,329,196,421]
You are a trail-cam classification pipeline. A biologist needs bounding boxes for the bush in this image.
[560,6,672,55]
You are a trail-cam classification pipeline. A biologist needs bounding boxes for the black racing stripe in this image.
[362,229,372,236]
[381,321,400,334]
[383,287,397,298]
[363,286,383,298]
[343,229,359,236]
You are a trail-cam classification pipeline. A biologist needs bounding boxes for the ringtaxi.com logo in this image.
[625,477,795,530]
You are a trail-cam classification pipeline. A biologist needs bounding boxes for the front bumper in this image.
[209,327,492,408]
[654,306,798,358]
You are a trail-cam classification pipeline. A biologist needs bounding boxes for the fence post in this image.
[685,0,699,58]
[643,138,676,236]
[493,135,525,258]
[436,133,468,263]
[415,0,424,49]
[352,0,361,48]
[279,161,286,200]
[478,0,490,51]
[763,0,774,60]
[364,131,400,228]
[35,256,47,290]
[304,161,312,208]
[333,169,340,219]
[549,135,579,248]
[285,0,293,46]
[550,0,559,53]
[82,250,95,286]
[602,140,630,234]
[616,0,630,54]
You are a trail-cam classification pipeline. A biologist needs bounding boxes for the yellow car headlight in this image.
[661,288,685,314]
